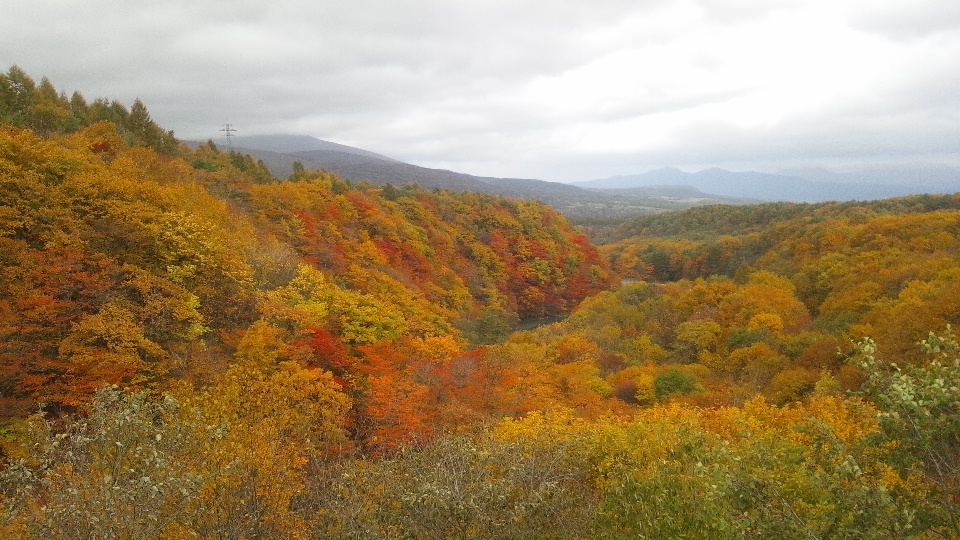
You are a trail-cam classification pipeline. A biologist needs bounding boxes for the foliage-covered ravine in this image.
[1,67,959,539]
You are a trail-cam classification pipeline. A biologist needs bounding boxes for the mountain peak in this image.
[230,134,398,162]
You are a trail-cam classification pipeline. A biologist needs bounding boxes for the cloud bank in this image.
[3,0,959,181]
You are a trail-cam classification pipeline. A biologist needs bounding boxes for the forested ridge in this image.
[1,67,959,539]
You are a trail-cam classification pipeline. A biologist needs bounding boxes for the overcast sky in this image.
[3,0,959,181]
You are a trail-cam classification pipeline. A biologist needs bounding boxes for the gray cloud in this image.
[2,0,958,182]
[848,1,960,40]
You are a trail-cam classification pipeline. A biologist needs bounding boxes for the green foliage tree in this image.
[654,368,698,399]
[848,328,960,536]
[0,66,36,128]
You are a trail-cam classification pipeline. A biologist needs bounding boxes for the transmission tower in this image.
[219,123,237,150]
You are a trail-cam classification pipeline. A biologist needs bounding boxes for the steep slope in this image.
[0,122,614,425]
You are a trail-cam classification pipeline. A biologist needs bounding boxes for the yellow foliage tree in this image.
[180,347,351,538]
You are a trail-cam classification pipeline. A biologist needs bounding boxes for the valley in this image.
[1,67,959,539]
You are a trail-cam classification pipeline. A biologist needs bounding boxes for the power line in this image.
[219,123,236,150]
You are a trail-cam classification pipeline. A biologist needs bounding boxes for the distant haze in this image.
[575,166,960,202]
[3,0,960,181]
[225,135,958,210]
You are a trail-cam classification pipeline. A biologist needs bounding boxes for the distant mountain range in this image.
[214,135,753,216]
[573,166,960,203]
[209,135,959,215]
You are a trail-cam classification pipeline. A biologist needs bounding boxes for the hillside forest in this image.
[1,66,959,539]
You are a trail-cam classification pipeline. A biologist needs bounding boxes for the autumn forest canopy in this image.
[1,66,959,539]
